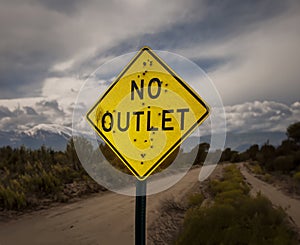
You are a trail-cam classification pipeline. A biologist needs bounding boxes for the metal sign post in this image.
[135,180,147,245]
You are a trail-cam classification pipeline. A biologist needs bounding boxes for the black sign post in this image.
[135,180,147,245]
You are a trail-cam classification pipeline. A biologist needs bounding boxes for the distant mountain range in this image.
[224,131,286,151]
[184,131,286,152]
[0,124,72,151]
[0,124,286,152]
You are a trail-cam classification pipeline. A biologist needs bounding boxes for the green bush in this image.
[176,166,298,244]
[263,173,273,183]
[252,164,263,175]
[0,140,103,211]
[293,172,300,183]
[294,151,300,170]
[187,193,205,208]
[0,185,27,210]
[215,189,244,206]
[177,195,298,245]
[209,165,250,197]
[273,155,294,173]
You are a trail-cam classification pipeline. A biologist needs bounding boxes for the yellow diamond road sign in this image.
[86,47,209,180]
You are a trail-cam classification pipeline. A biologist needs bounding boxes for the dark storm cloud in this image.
[0,57,49,98]
[0,106,14,118]
[135,0,287,50]
[66,0,289,76]
[0,1,76,98]
[0,0,198,98]
[0,0,299,106]
[35,0,81,15]
[0,105,47,131]
[0,99,67,131]
[36,100,59,110]
[23,106,38,115]
[36,99,65,116]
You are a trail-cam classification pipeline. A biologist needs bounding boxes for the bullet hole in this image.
[112,130,115,133]
[143,72,145,76]
[165,89,168,93]
[150,138,153,141]
[144,140,147,143]
[158,113,161,116]
[165,83,168,87]
[150,145,153,148]
[152,132,155,135]
[148,106,150,108]
[141,162,144,165]
[142,102,145,106]
[134,139,137,142]
[143,62,146,66]
[141,153,146,158]
[138,75,140,78]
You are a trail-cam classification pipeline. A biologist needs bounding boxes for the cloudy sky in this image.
[0,0,299,134]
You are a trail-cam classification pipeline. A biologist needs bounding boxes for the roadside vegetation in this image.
[0,139,104,212]
[176,165,299,244]
[218,122,300,195]
[1,121,299,216]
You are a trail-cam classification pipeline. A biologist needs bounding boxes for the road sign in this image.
[86,47,209,180]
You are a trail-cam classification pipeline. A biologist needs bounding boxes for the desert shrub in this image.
[293,151,300,169]
[252,164,263,175]
[215,189,244,206]
[230,152,241,162]
[293,172,300,183]
[273,155,294,173]
[0,140,104,211]
[176,166,298,245]
[177,194,297,245]
[209,165,249,197]
[187,193,204,208]
[263,173,273,183]
[0,184,27,210]
[210,180,242,195]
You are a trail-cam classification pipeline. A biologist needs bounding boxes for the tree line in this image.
[218,122,300,173]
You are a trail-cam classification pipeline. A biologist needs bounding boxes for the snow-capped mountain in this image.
[0,121,287,153]
[24,124,72,138]
[0,124,72,150]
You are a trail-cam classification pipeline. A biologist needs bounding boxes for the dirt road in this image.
[0,169,201,245]
[240,164,300,230]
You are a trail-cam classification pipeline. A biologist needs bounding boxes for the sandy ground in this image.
[240,164,300,230]
[0,168,201,245]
